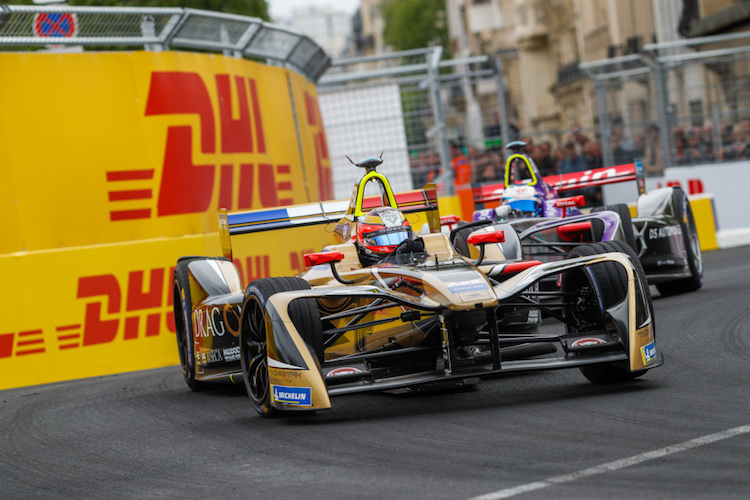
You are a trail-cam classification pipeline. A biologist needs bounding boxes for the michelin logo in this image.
[641,340,656,365]
[271,385,312,406]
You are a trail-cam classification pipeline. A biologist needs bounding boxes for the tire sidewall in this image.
[173,260,200,389]
[240,284,275,416]
[679,190,703,283]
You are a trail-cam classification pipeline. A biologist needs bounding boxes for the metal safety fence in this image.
[0,4,330,82]
[581,30,750,175]
[317,47,513,198]
[2,4,748,188]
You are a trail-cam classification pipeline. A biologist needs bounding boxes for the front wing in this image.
[262,252,660,412]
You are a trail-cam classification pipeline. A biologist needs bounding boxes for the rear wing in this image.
[219,184,440,262]
[473,163,636,204]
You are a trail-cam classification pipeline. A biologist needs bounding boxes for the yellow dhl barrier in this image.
[0,227,345,391]
[0,50,335,390]
[0,51,332,254]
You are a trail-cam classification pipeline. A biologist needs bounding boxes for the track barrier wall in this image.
[0,51,334,390]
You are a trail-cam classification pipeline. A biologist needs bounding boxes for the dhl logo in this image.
[0,252,317,360]
[106,71,332,221]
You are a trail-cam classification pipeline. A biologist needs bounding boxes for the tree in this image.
[382,0,449,54]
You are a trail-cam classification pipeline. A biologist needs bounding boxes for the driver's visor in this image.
[362,227,412,247]
[506,198,540,214]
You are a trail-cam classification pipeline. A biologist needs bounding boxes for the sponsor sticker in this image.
[447,279,489,294]
[269,367,303,379]
[641,340,656,365]
[326,367,362,377]
[271,384,312,406]
[457,290,494,302]
[222,346,240,362]
[571,337,607,348]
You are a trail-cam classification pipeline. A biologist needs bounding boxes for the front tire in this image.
[173,257,210,391]
[564,241,653,384]
[240,277,322,417]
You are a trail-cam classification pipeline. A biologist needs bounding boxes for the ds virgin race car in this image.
[173,155,661,417]
[457,141,702,296]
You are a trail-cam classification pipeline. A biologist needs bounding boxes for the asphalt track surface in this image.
[2,246,749,499]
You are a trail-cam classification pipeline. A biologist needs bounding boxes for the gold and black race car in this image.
[173,156,661,417]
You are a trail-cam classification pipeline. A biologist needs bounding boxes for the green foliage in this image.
[382,0,449,54]
[6,0,270,21]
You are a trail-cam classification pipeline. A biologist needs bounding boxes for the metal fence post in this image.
[653,62,672,170]
[494,57,512,149]
[427,46,453,195]
[595,80,614,169]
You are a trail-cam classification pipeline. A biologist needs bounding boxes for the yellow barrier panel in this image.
[0,236,217,390]
[0,51,331,254]
[0,50,336,390]
[689,195,719,252]
[437,195,463,221]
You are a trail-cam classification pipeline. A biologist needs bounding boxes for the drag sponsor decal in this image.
[271,384,312,406]
[641,340,656,365]
[571,337,607,348]
[193,304,241,339]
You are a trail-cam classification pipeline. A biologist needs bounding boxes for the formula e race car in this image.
[173,155,661,416]
[457,141,702,296]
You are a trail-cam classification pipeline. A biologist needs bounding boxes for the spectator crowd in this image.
[410,118,750,202]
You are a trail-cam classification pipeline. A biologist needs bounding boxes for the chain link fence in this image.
[0,5,330,82]
[2,5,748,192]
[318,47,513,198]
[582,31,750,176]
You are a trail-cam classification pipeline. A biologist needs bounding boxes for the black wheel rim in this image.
[242,297,269,404]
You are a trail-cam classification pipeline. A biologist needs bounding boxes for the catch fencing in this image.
[317,31,750,199]
[317,47,513,197]
[581,31,750,174]
[0,4,330,82]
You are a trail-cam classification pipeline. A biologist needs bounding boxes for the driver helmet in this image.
[356,206,412,260]
[504,196,542,217]
[501,185,542,217]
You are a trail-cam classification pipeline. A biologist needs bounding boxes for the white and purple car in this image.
[451,141,702,296]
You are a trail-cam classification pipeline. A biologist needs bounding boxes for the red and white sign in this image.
[33,12,78,38]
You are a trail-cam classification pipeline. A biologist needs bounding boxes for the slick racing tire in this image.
[655,187,703,297]
[451,220,493,258]
[173,256,221,392]
[591,203,637,250]
[564,241,654,384]
[240,277,323,417]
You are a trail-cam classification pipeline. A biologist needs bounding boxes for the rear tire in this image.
[564,241,653,384]
[173,258,210,391]
[655,187,703,296]
[240,277,322,417]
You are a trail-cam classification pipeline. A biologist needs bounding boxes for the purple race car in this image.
[451,141,702,296]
